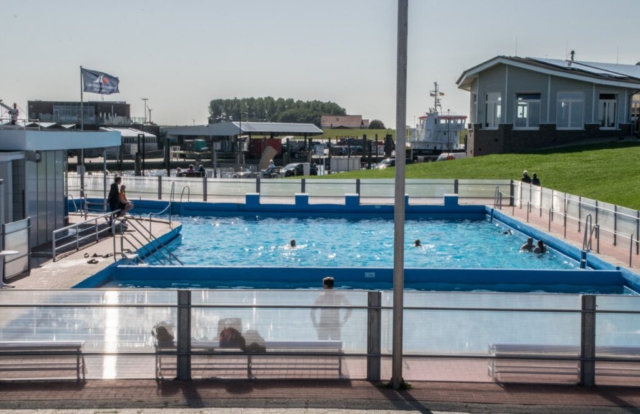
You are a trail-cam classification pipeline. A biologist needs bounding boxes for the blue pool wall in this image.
[71,195,640,291]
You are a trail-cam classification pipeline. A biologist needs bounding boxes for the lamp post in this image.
[238,111,249,164]
[142,98,148,124]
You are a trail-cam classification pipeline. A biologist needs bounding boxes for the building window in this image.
[598,93,617,128]
[515,93,541,128]
[485,92,501,128]
[556,92,584,129]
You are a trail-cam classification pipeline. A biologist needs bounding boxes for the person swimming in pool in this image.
[520,237,534,252]
[290,239,296,248]
[534,240,546,254]
[414,239,421,247]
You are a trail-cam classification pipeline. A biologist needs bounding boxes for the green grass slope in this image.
[313,141,640,210]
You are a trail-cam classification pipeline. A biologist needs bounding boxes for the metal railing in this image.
[52,211,117,261]
[113,216,183,266]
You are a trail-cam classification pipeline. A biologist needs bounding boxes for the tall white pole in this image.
[80,66,85,198]
[391,0,408,390]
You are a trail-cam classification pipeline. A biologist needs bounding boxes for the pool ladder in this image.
[115,215,184,266]
[582,214,600,253]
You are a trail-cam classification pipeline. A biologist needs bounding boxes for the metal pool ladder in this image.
[582,214,600,253]
[114,215,184,266]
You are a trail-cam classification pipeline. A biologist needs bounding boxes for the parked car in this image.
[375,158,413,169]
[436,152,467,161]
[231,168,259,178]
[281,163,318,177]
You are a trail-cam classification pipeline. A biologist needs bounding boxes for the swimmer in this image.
[290,239,296,248]
[534,240,546,254]
[414,239,421,247]
[503,229,513,235]
[520,237,534,252]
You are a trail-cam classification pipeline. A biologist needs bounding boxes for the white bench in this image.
[156,339,343,379]
[0,341,86,382]
[488,343,640,381]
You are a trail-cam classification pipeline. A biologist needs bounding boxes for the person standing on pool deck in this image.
[311,277,352,341]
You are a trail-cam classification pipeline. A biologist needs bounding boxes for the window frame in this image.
[514,93,542,130]
[484,92,502,129]
[556,91,585,130]
[598,93,617,129]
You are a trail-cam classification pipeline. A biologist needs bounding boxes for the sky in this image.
[1,0,639,128]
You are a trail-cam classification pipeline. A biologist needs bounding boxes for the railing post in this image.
[595,200,599,227]
[177,290,192,381]
[256,177,261,194]
[203,176,207,202]
[158,176,162,200]
[578,196,582,233]
[630,234,634,268]
[613,205,617,246]
[539,187,543,217]
[367,291,381,381]
[454,179,459,195]
[637,210,639,255]
[301,178,306,194]
[356,179,361,195]
[580,295,596,387]
[508,180,513,206]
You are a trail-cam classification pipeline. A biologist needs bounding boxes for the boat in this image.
[410,82,467,158]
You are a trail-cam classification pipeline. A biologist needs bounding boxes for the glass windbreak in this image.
[406,179,454,198]
[208,179,256,196]
[0,290,177,350]
[381,292,581,355]
[191,290,368,353]
[360,179,395,198]
[261,180,302,196]
[596,295,640,349]
[458,180,510,199]
[306,179,356,197]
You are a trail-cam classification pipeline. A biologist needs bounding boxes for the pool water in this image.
[159,215,580,270]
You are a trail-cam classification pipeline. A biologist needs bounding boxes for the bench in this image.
[155,339,343,379]
[488,343,640,382]
[0,341,86,382]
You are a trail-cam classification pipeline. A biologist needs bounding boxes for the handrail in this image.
[148,182,175,233]
[123,216,183,265]
[582,214,593,251]
[493,186,502,209]
[180,186,191,203]
[52,211,118,261]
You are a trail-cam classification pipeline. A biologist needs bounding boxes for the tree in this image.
[208,97,347,127]
[369,119,386,129]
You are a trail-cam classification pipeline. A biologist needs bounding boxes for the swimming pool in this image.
[154,215,580,270]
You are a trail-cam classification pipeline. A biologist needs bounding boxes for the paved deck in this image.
[8,214,179,289]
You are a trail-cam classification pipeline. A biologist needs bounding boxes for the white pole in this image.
[80,66,85,198]
[391,0,408,390]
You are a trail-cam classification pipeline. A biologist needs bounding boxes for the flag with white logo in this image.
[81,68,120,95]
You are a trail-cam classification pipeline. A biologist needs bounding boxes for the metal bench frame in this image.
[0,341,86,382]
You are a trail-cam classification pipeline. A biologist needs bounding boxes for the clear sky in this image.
[1,0,639,127]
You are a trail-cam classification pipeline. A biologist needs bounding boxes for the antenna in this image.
[515,36,518,57]
[617,47,619,64]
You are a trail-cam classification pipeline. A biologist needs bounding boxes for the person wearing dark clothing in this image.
[521,170,531,184]
[108,176,122,213]
[532,173,541,186]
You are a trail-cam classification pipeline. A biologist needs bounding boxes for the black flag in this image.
[81,68,120,95]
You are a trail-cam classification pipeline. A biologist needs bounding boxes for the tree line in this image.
[208,97,347,126]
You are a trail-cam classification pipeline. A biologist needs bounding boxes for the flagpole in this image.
[80,66,85,198]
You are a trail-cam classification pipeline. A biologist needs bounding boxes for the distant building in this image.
[321,115,369,129]
[457,56,640,156]
[28,100,131,129]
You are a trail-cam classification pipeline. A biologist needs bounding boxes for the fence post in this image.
[508,180,513,206]
[158,176,162,200]
[301,178,306,194]
[367,291,381,381]
[595,200,599,227]
[177,290,192,381]
[637,210,639,255]
[203,176,207,202]
[580,295,596,387]
[256,177,261,194]
[454,179,459,195]
[356,179,361,196]
[578,196,582,233]
[613,205,617,246]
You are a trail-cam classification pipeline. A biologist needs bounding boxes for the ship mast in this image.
[429,82,443,114]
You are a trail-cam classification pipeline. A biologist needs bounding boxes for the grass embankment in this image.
[313,141,640,210]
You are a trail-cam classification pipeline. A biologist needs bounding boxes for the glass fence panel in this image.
[208,179,256,196]
[581,197,597,229]
[381,292,582,354]
[457,182,507,199]
[598,202,616,245]
[407,180,454,198]
[360,179,395,198]
[261,180,301,197]
[541,188,554,212]
[617,206,639,239]
[552,191,567,215]
[595,295,640,384]
[566,193,582,229]
[306,180,356,197]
